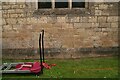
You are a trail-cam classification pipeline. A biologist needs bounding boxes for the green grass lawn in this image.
[2,56,118,79]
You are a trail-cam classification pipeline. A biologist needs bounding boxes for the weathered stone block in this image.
[17,18,26,24]
[0,5,2,10]
[107,16,118,22]
[82,40,93,48]
[3,25,12,31]
[99,4,108,9]
[30,18,38,24]
[26,12,32,17]
[80,16,89,23]
[8,9,16,13]
[26,18,31,24]
[0,18,2,26]
[95,6,99,10]
[2,2,8,5]
[60,29,74,38]
[18,13,26,17]
[0,25,3,33]
[98,16,107,22]
[74,28,85,35]
[93,40,102,48]
[101,10,109,16]
[109,10,118,16]
[9,2,16,5]
[74,40,83,48]
[102,28,111,32]
[0,38,2,46]
[61,37,74,48]
[6,18,17,24]
[70,17,79,23]
[52,41,62,49]
[74,23,92,29]
[100,38,113,47]
[74,34,93,48]
[25,2,32,8]
[10,14,18,18]
[11,4,19,9]
[99,23,111,28]
[9,0,16,2]
[12,25,22,31]
[92,23,99,27]
[2,37,33,49]
[108,3,118,10]
[12,25,17,31]
[74,23,82,28]
[110,28,118,32]
[37,17,47,23]
[47,16,57,23]
[3,10,8,14]
[111,23,118,28]
[94,28,102,32]
[16,9,24,13]
[61,23,73,29]
[66,15,79,23]
[3,14,10,18]
[88,16,97,23]
[95,10,102,15]
[25,25,33,30]
[2,19,6,25]
[31,2,36,9]
[16,0,26,3]
[109,4,114,8]
[57,16,66,23]
[2,5,11,9]
[3,31,17,38]
[19,4,26,8]
[0,11,2,17]
[112,42,118,47]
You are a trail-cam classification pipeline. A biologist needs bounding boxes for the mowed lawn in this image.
[2,56,118,79]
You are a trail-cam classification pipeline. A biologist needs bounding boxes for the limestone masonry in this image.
[1,1,119,59]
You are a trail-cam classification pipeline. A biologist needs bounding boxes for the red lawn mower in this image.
[1,30,55,74]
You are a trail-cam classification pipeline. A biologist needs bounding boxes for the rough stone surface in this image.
[88,16,97,23]
[99,4,108,10]
[98,16,107,22]
[1,2,119,59]
[95,10,102,15]
[0,18,2,26]
[74,23,92,28]
[3,25,12,31]
[0,26,2,33]
[99,23,111,28]
[111,23,118,28]
[6,18,17,24]
[80,16,89,22]
[107,16,118,22]
[0,10,1,21]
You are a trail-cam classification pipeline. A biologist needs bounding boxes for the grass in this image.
[2,56,119,79]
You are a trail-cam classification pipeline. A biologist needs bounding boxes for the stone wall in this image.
[1,1,119,59]
[0,1,2,61]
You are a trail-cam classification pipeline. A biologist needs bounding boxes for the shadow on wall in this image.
[2,46,118,59]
